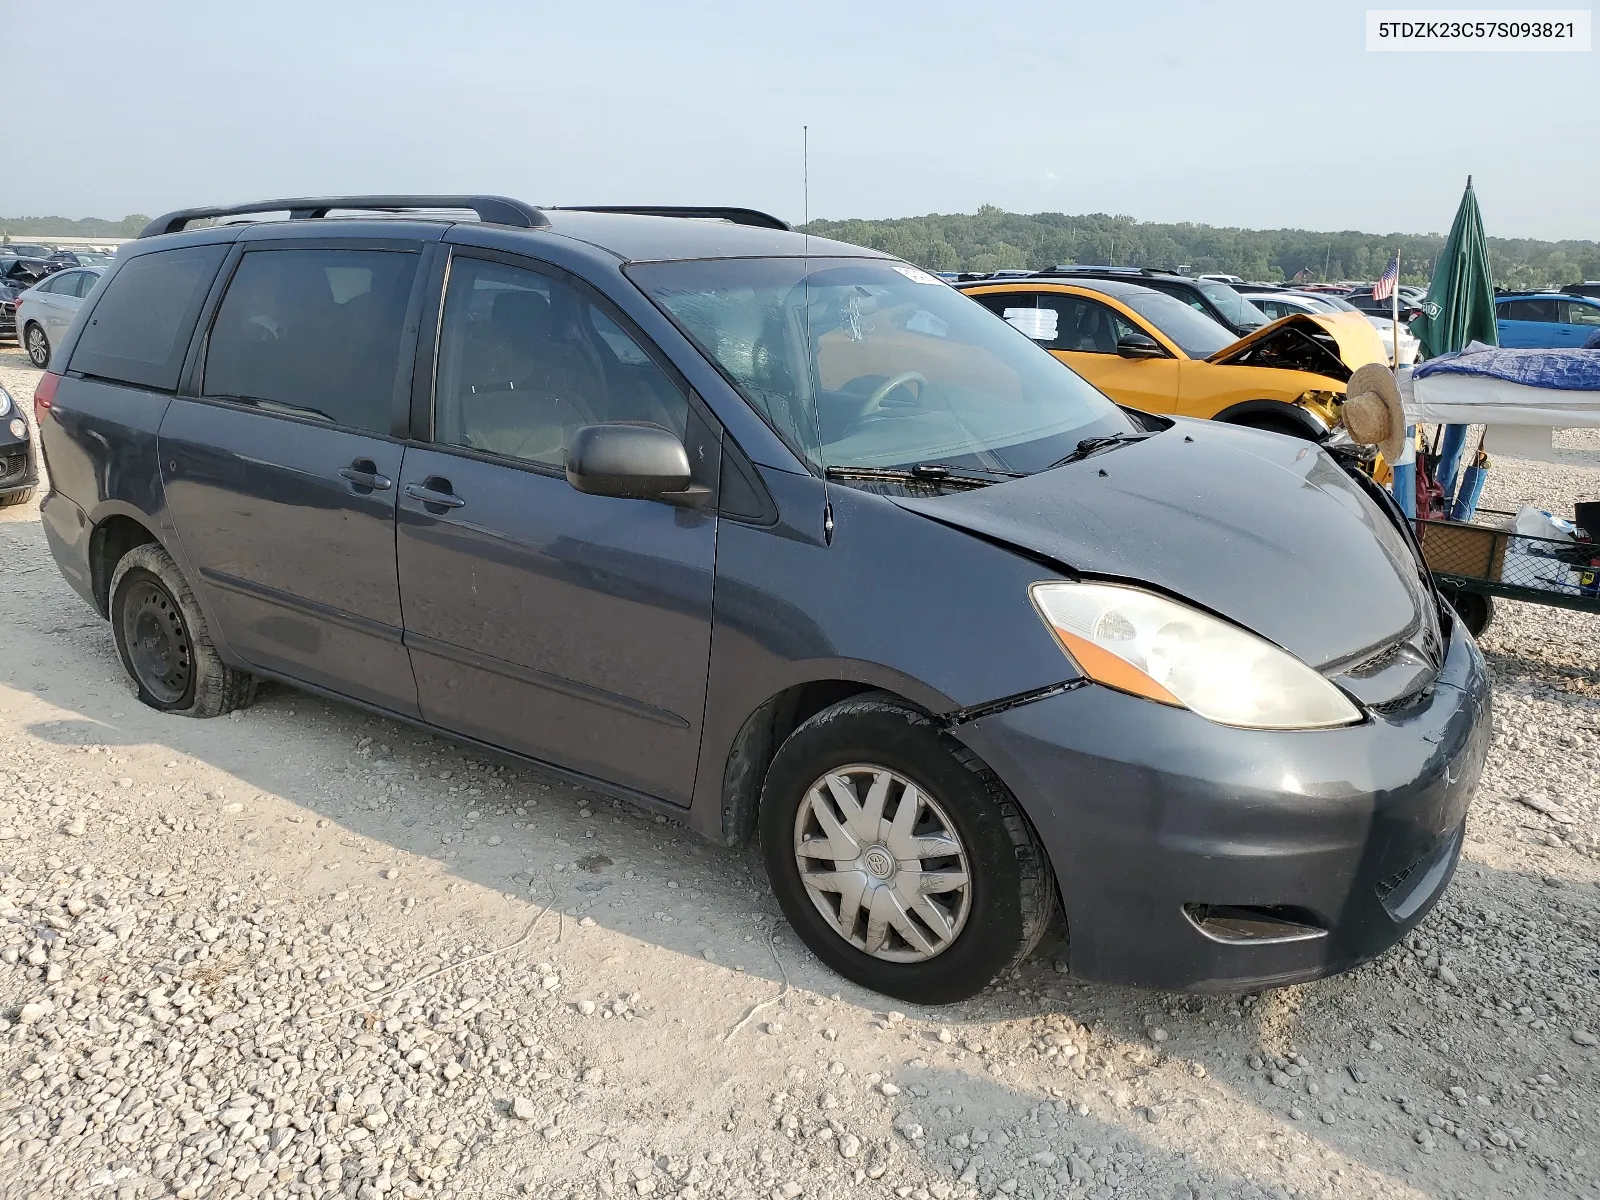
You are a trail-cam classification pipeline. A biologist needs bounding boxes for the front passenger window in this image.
[434,257,688,469]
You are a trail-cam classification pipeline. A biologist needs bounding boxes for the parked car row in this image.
[28,194,1487,1003]
[14,264,104,367]
[1233,283,1421,364]
[1494,291,1600,348]
[952,268,1388,439]
[0,247,115,344]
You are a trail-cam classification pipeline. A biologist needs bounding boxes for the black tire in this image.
[23,323,50,369]
[0,487,34,508]
[759,694,1055,1004]
[109,543,255,717]
[1444,588,1494,638]
[1228,411,1318,441]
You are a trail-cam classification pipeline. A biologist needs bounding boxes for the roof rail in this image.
[137,195,550,239]
[552,205,790,231]
[1045,264,1180,277]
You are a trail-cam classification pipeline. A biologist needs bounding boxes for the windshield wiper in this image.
[1046,432,1153,469]
[824,462,1020,489]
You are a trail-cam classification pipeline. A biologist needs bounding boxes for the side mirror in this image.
[1116,333,1166,360]
[565,422,693,500]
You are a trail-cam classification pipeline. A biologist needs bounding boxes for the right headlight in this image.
[1030,581,1362,730]
[0,386,11,417]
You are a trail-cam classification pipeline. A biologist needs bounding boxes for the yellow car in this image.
[957,276,1389,440]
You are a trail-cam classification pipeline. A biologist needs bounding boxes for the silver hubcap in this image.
[27,328,46,362]
[793,765,971,963]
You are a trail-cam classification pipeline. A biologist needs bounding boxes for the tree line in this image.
[803,206,1600,290]
[7,207,1596,290]
[2,214,150,241]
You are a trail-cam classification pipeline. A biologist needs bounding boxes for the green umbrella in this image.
[1408,176,1498,519]
[1411,176,1498,360]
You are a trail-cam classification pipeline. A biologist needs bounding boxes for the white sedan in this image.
[16,266,102,369]
[1253,290,1419,366]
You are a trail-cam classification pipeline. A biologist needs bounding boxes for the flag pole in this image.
[1391,247,1401,368]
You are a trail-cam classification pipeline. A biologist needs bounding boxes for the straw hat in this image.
[1342,363,1406,463]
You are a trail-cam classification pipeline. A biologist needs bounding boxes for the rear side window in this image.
[203,248,420,435]
[69,245,228,391]
[1499,298,1558,323]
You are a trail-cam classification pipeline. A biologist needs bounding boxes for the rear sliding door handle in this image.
[403,482,465,509]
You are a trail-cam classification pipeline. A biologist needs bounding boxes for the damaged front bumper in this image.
[950,616,1491,992]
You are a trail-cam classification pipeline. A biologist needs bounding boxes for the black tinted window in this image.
[204,248,419,435]
[69,245,227,390]
[1499,298,1558,323]
[433,257,687,469]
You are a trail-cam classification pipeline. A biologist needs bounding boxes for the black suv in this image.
[36,195,1487,1001]
[985,267,1272,337]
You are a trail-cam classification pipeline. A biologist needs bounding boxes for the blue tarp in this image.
[1414,344,1600,392]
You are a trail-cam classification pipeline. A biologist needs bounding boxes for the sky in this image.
[8,0,1597,241]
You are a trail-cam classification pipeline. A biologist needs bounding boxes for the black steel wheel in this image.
[118,575,194,706]
[109,542,255,717]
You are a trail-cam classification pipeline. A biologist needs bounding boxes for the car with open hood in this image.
[959,276,1389,441]
[37,195,1488,1001]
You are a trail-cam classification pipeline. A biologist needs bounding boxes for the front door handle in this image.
[403,481,465,509]
[339,460,393,492]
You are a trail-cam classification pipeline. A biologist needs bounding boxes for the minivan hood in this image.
[892,422,1426,670]
[1205,312,1390,380]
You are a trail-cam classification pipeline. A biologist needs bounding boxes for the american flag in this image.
[1373,255,1399,302]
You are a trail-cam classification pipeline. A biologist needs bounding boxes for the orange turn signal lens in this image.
[1044,625,1183,707]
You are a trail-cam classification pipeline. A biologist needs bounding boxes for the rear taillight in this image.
[34,371,61,423]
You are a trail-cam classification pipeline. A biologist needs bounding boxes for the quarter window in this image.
[69,244,228,391]
[203,248,420,435]
[433,257,688,469]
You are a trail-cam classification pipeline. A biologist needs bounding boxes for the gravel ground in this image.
[0,345,1596,1200]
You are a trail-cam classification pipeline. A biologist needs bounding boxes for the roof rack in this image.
[1042,265,1184,278]
[138,195,550,239]
[552,205,790,231]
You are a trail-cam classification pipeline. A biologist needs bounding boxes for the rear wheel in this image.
[23,323,50,369]
[759,694,1055,1003]
[109,543,255,717]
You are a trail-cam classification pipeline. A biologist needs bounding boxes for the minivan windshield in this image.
[631,257,1136,476]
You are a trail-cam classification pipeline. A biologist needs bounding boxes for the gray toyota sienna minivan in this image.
[37,196,1489,1002]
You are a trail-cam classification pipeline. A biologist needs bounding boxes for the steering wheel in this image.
[855,371,927,420]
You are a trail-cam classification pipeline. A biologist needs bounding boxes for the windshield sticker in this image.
[1004,307,1058,342]
[893,265,944,286]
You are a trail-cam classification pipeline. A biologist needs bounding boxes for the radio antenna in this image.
[803,125,810,237]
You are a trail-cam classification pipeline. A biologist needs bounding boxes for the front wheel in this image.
[1442,587,1494,638]
[24,323,50,369]
[109,542,255,717]
[759,695,1056,1003]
